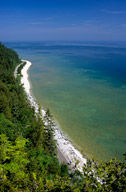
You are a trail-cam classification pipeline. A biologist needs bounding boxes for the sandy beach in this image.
[19,59,87,172]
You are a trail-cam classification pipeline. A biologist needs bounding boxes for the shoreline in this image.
[20,59,87,172]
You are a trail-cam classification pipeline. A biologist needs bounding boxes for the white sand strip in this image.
[21,60,32,95]
[20,59,87,172]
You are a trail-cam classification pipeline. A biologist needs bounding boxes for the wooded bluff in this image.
[0,43,126,191]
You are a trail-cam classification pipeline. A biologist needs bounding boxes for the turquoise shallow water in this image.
[6,42,126,160]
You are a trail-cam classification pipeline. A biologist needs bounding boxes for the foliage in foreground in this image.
[0,42,126,191]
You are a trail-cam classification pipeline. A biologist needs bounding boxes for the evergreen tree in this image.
[43,108,57,157]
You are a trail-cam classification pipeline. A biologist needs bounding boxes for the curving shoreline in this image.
[20,59,87,172]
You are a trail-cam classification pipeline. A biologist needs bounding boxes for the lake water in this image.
[5,41,126,160]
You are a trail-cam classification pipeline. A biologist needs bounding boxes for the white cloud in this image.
[28,22,46,25]
[102,10,126,14]
[28,17,54,25]
[121,24,126,27]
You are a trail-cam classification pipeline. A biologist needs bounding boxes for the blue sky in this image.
[0,0,126,41]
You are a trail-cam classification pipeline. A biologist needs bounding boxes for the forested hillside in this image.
[0,43,126,191]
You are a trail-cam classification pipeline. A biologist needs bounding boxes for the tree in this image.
[0,113,15,140]
[43,109,57,157]
[81,157,126,191]
[0,134,29,183]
